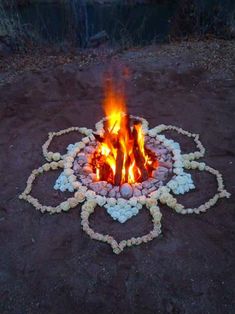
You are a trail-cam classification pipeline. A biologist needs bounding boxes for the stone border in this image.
[19,117,231,254]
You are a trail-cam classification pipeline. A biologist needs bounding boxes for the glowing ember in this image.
[91,78,158,185]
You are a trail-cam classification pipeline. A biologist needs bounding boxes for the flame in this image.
[91,77,157,185]
[103,78,126,134]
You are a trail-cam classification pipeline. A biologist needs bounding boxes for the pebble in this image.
[99,189,108,196]
[151,147,168,156]
[120,183,133,199]
[89,181,107,193]
[84,146,95,154]
[142,178,155,189]
[89,173,97,181]
[142,188,149,195]
[132,182,142,190]
[152,166,169,181]
[108,186,119,198]
[73,160,80,172]
[148,186,157,193]
[77,153,88,165]
[133,187,142,197]
[83,164,93,174]
[81,177,92,185]
[159,161,172,169]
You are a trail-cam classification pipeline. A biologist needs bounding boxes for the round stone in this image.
[52,152,61,161]
[120,183,133,199]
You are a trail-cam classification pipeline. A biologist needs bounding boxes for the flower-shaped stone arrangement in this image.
[19,116,230,254]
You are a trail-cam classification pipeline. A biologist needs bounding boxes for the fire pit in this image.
[19,80,230,254]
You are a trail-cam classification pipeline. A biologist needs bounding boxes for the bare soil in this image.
[0,40,235,314]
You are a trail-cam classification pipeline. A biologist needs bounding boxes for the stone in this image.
[89,181,107,193]
[120,183,133,199]
[89,173,97,181]
[87,30,109,48]
[77,153,88,165]
[158,166,169,173]
[108,189,116,198]
[159,161,172,169]
[150,147,168,156]
[132,182,142,190]
[142,178,155,189]
[152,167,169,181]
[83,164,93,174]
[106,183,113,191]
[142,188,149,196]
[99,189,108,196]
[84,146,95,154]
[81,177,92,185]
[148,186,157,193]
[133,188,142,197]
[73,160,80,172]
[108,186,119,198]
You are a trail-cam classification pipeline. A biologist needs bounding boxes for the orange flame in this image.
[103,77,126,134]
[91,77,157,185]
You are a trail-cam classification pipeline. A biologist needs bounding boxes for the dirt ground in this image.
[0,40,235,314]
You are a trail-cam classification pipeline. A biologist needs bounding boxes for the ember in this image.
[91,78,158,185]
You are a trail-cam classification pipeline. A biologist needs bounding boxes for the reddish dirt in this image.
[0,42,235,314]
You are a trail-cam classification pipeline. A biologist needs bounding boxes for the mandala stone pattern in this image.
[19,116,230,254]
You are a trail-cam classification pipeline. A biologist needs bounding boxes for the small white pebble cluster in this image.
[167,173,195,194]
[104,197,142,223]
[19,118,230,254]
[54,172,74,192]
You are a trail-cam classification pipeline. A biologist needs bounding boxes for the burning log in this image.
[132,123,148,182]
[114,140,124,186]
[91,114,157,185]
[124,155,131,182]
[93,133,104,143]
[100,163,113,182]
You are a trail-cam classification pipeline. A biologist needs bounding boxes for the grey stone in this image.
[99,189,108,196]
[132,182,142,190]
[152,167,168,181]
[106,183,113,191]
[81,177,92,185]
[87,30,109,48]
[133,188,142,197]
[77,153,88,165]
[158,166,169,173]
[142,178,155,189]
[108,186,118,197]
[148,186,157,193]
[89,181,107,193]
[89,173,97,181]
[73,160,80,172]
[84,146,95,154]
[159,161,172,169]
[142,188,149,195]
[120,183,133,199]
[82,164,93,174]
[108,189,116,198]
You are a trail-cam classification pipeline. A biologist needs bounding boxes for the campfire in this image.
[19,75,230,254]
[91,78,158,186]
[69,77,174,202]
